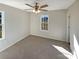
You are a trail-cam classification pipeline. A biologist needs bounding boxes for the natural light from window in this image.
[52,45,72,59]
[73,34,79,59]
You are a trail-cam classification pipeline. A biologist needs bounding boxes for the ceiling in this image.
[0,0,76,11]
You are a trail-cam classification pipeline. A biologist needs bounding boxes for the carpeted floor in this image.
[0,35,71,59]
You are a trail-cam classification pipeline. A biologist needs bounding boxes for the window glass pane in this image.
[41,15,48,31]
[0,25,2,38]
[0,11,5,39]
[0,13,2,24]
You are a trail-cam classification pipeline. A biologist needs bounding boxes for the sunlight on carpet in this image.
[52,45,72,59]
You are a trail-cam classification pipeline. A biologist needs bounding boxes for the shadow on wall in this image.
[73,34,79,59]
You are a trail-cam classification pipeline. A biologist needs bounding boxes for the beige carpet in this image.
[0,35,71,59]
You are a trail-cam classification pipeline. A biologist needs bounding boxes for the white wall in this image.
[0,4,30,52]
[30,10,67,42]
[67,0,79,59]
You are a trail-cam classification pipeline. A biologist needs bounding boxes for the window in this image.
[40,15,48,31]
[0,11,5,40]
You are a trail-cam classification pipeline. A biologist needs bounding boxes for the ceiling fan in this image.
[25,2,48,13]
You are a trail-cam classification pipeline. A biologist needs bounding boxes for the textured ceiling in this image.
[0,0,76,11]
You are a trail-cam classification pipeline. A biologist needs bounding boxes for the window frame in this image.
[0,11,5,40]
[40,15,49,32]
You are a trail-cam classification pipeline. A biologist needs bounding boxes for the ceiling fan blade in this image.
[40,9,48,11]
[40,4,48,8]
[25,4,34,8]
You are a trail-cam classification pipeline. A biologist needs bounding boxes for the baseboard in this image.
[31,34,67,42]
[0,34,30,53]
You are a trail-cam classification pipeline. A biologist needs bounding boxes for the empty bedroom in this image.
[0,0,79,59]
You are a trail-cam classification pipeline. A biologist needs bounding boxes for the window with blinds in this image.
[40,15,48,31]
[0,11,5,40]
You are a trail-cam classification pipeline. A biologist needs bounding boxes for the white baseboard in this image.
[0,33,30,52]
[31,34,66,42]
